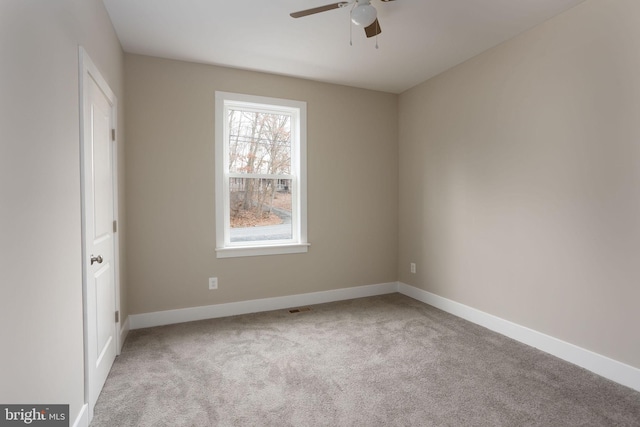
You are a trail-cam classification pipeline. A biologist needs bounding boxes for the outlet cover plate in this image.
[209,277,218,290]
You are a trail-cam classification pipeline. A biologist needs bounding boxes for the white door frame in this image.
[79,46,121,421]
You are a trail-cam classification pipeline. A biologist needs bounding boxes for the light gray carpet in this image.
[91,294,640,426]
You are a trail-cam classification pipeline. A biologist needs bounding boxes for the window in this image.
[215,92,308,258]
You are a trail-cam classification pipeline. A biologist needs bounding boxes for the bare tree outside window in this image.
[227,109,293,242]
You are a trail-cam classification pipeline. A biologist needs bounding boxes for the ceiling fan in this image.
[290,0,396,39]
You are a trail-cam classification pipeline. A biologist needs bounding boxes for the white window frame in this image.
[215,91,309,258]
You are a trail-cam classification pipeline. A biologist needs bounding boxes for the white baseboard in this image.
[397,282,640,392]
[126,280,639,392]
[129,282,398,330]
[72,403,88,427]
[119,316,130,352]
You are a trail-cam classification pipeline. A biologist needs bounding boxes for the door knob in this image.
[90,255,103,265]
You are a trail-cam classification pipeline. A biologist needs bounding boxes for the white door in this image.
[80,48,120,419]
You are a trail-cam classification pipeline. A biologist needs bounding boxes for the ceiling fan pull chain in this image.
[349,13,353,45]
[350,2,358,46]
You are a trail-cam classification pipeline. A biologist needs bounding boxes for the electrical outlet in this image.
[410,263,416,274]
[208,277,218,290]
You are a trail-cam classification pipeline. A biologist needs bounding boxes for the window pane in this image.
[227,110,292,175]
[216,92,307,257]
[229,178,292,242]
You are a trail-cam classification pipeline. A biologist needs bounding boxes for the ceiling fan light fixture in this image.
[351,4,377,27]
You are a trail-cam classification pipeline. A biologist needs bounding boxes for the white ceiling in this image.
[102,0,586,94]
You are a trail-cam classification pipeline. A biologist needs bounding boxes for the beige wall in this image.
[0,0,125,421]
[125,54,398,314]
[399,0,640,369]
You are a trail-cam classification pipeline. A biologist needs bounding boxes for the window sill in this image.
[216,243,310,258]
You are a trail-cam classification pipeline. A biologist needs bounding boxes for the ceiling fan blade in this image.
[364,19,382,38]
[290,2,347,18]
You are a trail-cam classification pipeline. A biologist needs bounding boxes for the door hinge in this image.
[113,220,117,233]
[115,311,120,323]
[111,129,116,141]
